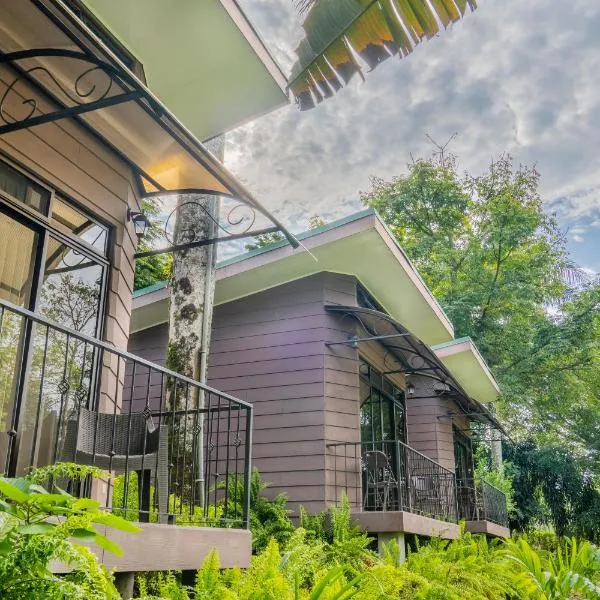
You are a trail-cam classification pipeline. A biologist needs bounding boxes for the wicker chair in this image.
[363,450,398,511]
[61,407,169,523]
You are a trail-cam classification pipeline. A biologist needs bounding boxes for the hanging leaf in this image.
[289,0,477,109]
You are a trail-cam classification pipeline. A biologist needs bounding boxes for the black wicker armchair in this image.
[62,407,169,523]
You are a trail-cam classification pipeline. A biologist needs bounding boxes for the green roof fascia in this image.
[431,336,473,351]
[133,280,168,298]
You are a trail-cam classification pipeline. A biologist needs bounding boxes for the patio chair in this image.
[61,407,169,523]
[363,450,398,511]
[409,475,449,518]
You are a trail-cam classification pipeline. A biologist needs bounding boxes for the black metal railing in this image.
[328,440,458,522]
[476,479,508,526]
[0,298,252,528]
[455,478,508,527]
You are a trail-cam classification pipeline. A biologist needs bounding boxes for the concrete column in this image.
[114,571,135,599]
[377,532,406,564]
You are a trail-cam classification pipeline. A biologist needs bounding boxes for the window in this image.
[359,360,406,443]
[0,161,50,215]
[51,197,108,256]
[0,165,111,475]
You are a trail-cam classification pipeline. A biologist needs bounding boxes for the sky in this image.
[229,0,600,271]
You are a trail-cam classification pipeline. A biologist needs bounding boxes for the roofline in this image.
[224,0,289,93]
[42,0,296,246]
[432,336,501,395]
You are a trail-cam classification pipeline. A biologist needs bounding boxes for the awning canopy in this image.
[0,0,296,245]
[325,305,504,432]
[79,0,289,141]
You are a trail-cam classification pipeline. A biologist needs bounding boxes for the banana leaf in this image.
[289,0,477,110]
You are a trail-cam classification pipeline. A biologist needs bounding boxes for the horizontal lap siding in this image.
[0,71,140,413]
[321,275,362,510]
[209,274,332,508]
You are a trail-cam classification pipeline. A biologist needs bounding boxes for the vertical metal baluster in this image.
[203,391,213,521]
[168,377,178,517]
[223,401,232,522]
[154,371,165,518]
[29,326,49,467]
[190,392,199,519]
[242,404,253,530]
[180,383,191,521]
[138,365,152,522]
[106,355,121,511]
[233,406,241,522]
[173,383,183,519]
[122,360,135,516]
[52,334,70,464]
[213,393,222,522]
[0,307,6,476]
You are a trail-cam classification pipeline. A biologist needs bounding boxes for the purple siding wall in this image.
[128,272,471,515]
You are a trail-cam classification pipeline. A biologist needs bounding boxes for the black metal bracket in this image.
[0,48,142,135]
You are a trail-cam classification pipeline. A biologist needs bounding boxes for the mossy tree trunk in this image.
[166,135,224,509]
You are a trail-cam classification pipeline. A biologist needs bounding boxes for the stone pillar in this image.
[377,532,406,564]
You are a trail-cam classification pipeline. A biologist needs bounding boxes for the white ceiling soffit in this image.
[80,0,289,140]
[132,211,455,345]
[433,337,500,406]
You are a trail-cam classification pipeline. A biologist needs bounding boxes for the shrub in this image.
[0,463,141,599]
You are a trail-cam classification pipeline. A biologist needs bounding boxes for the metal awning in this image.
[0,0,297,247]
[325,305,505,433]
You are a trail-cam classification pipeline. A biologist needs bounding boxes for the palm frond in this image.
[289,0,477,110]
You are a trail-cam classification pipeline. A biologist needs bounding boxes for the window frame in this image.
[359,358,407,444]
[0,154,111,340]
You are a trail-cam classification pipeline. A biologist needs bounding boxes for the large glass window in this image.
[0,160,110,475]
[359,360,406,443]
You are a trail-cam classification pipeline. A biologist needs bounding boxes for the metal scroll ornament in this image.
[0,63,114,127]
[163,199,257,246]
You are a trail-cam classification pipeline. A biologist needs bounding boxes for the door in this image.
[359,360,406,510]
[453,427,476,519]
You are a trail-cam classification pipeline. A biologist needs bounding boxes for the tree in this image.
[165,136,224,509]
[289,0,477,110]
[361,151,600,536]
[133,198,172,291]
[245,215,326,250]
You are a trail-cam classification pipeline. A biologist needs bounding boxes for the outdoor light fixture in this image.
[406,381,415,396]
[127,208,150,239]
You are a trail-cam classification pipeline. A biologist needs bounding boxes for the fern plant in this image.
[0,463,141,599]
[506,536,600,599]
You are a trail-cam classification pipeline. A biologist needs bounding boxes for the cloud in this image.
[231,0,600,265]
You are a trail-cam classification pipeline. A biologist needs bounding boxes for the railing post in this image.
[242,404,253,529]
[452,473,459,522]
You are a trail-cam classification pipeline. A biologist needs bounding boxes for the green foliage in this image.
[245,231,285,250]
[0,462,141,599]
[473,442,516,515]
[361,151,600,539]
[506,441,600,542]
[134,198,172,291]
[505,536,600,598]
[220,468,296,552]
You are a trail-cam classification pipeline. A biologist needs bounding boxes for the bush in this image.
[0,463,141,599]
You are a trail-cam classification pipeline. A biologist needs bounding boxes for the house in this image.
[130,209,511,557]
[0,0,293,588]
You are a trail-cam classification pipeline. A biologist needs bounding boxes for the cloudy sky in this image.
[229,0,600,270]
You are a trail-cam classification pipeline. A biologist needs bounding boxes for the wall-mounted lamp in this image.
[406,381,415,396]
[127,208,150,239]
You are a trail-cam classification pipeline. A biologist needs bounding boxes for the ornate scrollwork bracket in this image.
[134,191,284,259]
[0,48,142,136]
